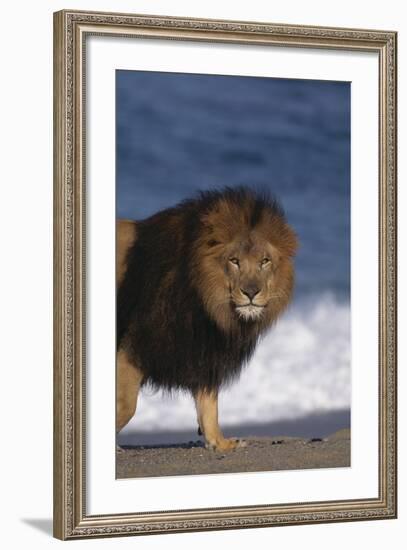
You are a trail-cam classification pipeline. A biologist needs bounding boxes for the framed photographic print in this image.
[53,9,397,540]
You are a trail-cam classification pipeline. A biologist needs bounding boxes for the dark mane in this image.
[182,186,285,224]
[117,186,292,393]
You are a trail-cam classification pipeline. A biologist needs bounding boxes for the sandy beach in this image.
[117,428,350,479]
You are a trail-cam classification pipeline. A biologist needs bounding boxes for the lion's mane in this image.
[118,186,297,393]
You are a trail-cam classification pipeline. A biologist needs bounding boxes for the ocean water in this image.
[116,70,351,435]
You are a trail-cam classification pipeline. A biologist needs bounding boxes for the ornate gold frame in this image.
[53,9,397,540]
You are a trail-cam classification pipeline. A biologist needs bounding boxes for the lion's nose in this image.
[240,285,260,301]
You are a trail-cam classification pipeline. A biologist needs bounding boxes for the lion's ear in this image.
[207,239,221,248]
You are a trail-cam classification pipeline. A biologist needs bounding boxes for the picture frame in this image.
[53,9,397,540]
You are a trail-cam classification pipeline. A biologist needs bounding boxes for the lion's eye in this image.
[261,258,271,266]
[229,258,240,266]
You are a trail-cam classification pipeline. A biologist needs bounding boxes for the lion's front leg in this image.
[194,389,246,452]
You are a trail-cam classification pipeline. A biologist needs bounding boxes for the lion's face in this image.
[223,234,283,321]
[191,194,297,332]
[193,229,296,333]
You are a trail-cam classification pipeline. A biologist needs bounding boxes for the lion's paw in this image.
[206,438,246,452]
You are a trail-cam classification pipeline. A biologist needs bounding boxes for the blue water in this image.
[116,71,350,301]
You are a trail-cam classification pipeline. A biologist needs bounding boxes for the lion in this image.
[116,187,297,452]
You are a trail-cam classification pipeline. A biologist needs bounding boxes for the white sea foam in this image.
[121,292,350,434]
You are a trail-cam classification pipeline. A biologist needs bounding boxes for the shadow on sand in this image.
[118,408,350,448]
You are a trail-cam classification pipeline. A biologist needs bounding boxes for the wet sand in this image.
[117,428,350,479]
